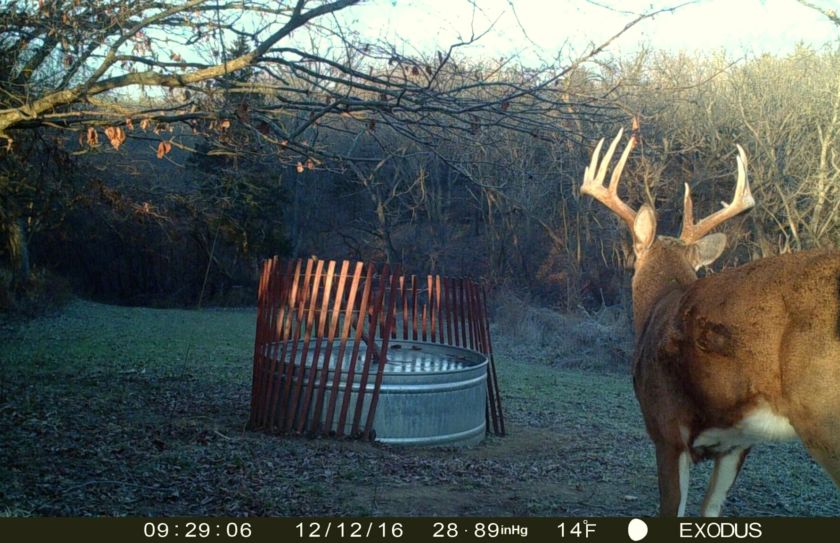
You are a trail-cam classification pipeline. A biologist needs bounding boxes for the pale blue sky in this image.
[338,0,839,64]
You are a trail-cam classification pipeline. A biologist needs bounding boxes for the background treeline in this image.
[3,44,840,312]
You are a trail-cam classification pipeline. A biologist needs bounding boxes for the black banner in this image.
[1,517,838,542]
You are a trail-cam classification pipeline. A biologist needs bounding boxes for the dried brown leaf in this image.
[104,127,126,150]
[156,141,172,159]
[86,127,99,146]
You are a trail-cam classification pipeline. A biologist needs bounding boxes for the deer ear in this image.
[633,205,656,255]
[690,233,727,270]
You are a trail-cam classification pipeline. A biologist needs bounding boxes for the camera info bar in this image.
[1,517,838,542]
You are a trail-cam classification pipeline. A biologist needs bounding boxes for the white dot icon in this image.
[628,518,648,541]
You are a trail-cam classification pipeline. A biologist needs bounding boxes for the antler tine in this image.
[681,144,755,244]
[580,128,638,231]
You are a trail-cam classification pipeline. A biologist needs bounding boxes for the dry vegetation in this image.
[491,290,633,371]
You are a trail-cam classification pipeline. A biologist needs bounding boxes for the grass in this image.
[0,299,838,516]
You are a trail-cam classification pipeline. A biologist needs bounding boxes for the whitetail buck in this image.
[581,129,840,516]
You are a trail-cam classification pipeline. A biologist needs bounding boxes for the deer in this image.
[580,129,840,516]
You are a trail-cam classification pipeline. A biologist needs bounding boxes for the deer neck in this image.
[630,248,698,338]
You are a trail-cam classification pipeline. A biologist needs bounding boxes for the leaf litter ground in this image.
[1,301,837,516]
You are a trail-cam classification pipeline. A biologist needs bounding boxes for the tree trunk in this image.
[7,216,31,284]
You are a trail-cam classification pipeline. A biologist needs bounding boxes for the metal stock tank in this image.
[278,339,488,446]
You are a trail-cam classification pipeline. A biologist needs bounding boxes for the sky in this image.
[341,0,839,65]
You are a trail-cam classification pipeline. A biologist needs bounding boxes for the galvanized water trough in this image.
[249,258,504,446]
[264,339,488,446]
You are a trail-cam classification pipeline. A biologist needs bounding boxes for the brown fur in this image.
[631,241,840,514]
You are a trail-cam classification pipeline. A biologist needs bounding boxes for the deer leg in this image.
[656,443,691,516]
[700,447,750,517]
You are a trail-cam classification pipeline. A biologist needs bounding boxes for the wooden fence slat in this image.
[363,266,401,439]
[466,280,478,351]
[336,263,375,437]
[451,278,460,347]
[450,278,458,347]
[260,259,296,429]
[251,259,270,425]
[452,279,461,347]
[481,286,505,435]
[442,277,453,345]
[411,275,418,341]
[260,261,284,429]
[458,278,468,348]
[426,275,437,343]
[400,276,408,340]
[285,259,325,433]
[259,257,284,422]
[472,281,482,351]
[324,262,364,433]
[464,279,474,350]
[436,275,444,344]
[249,258,271,427]
[271,258,313,431]
[309,260,350,434]
[263,259,299,429]
[295,259,335,433]
[252,258,274,426]
[469,281,498,433]
[352,264,390,436]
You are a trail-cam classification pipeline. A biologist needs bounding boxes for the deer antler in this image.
[580,128,638,232]
[680,144,755,244]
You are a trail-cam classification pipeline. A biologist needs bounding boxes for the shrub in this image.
[491,288,633,371]
[0,268,73,319]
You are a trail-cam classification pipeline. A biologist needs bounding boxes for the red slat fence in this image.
[249,257,505,440]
